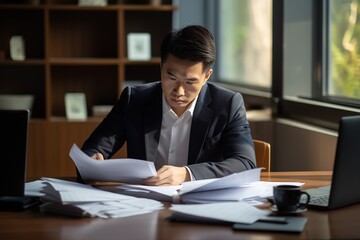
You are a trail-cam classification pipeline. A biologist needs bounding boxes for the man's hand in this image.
[142,165,190,186]
[91,153,104,160]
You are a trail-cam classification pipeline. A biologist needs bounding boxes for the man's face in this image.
[161,54,213,116]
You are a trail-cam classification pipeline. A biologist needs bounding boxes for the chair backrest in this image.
[253,139,271,172]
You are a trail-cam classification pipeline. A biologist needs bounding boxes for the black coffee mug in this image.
[273,185,310,212]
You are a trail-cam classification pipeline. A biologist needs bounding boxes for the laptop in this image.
[0,109,40,210]
[305,115,360,210]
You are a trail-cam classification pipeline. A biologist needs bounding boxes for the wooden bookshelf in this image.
[0,0,177,178]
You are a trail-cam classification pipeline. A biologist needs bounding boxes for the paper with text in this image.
[69,144,157,183]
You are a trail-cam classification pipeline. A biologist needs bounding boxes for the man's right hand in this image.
[91,153,104,160]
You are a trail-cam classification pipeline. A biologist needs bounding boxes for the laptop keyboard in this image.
[309,195,329,206]
[305,186,331,207]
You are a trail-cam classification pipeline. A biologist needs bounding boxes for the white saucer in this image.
[270,205,307,214]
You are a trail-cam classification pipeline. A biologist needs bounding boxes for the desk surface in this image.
[1,171,359,240]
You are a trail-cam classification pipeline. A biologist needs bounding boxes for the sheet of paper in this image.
[69,144,157,183]
[25,180,46,197]
[170,202,269,224]
[179,181,304,204]
[179,168,262,195]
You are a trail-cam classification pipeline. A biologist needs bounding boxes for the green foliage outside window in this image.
[330,0,360,100]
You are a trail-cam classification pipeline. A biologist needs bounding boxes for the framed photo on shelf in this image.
[65,93,87,120]
[10,36,25,61]
[127,33,151,61]
[78,0,107,6]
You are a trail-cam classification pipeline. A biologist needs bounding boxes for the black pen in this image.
[258,216,288,224]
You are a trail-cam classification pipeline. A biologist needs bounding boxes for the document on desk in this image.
[69,144,157,184]
[170,202,269,224]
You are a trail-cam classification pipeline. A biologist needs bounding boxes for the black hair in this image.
[160,25,216,72]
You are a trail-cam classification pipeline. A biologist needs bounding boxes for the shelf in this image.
[48,10,118,58]
[0,4,179,11]
[50,65,119,117]
[0,64,46,119]
[124,11,172,57]
[0,4,45,10]
[50,116,103,123]
[122,5,178,11]
[49,58,119,65]
[0,59,45,65]
[0,0,176,178]
[0,8,45,60]
[47,5,119,11]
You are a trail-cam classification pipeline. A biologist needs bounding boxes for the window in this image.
[281,0,360,129]
[217,0,272,90]
[211,0,360,129]
[326,0,360,103]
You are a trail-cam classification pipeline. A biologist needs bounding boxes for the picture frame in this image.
[127,33,151,60]
[10,36,25,61]
[65,93,87,120]
[78,0,107,6]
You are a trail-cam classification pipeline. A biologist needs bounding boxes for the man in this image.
[81,25,256,186]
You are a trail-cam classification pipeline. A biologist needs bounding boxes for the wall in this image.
[273,118,337,171]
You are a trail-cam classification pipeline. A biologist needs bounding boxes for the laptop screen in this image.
[0,109,29,197]
[329,115,360,209]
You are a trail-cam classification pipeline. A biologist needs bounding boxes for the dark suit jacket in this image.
[82,81,256,180]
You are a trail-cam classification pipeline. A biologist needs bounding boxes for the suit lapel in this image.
[144,85,162,161]
[188,84,214,164]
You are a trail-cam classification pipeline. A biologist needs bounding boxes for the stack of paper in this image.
[98,169,302,204]
[26,178,163,218]
[98,171,303,204]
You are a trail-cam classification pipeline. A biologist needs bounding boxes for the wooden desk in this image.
[1,171,360,240]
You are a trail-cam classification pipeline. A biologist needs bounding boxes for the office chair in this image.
[253,139,271,172]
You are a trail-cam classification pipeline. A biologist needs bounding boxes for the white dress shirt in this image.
[154,94,198,180]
